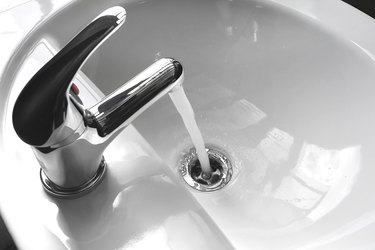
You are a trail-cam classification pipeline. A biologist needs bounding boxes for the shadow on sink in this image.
[0,215,17,250]
[46,152,232,249]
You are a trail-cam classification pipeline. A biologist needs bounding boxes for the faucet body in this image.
[12,7,183,198]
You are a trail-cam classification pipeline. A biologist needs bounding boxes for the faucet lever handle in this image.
[13,6,126,147]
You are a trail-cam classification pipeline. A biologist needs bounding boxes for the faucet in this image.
[12,6,184,198]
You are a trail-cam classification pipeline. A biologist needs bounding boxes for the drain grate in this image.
[178,146,233,192]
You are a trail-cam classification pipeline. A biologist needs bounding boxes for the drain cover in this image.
[178,146,233,192]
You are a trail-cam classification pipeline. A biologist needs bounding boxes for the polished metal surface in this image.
[11,6,184,198]
[85,58,183,137]
[40,157,107,198]
[179,145,233,192]
[12,6,127,148]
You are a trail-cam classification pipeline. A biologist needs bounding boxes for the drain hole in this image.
[190,157,223,185]
[179,146,233,192]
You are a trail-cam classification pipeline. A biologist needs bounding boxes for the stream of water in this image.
[169,87,212,173]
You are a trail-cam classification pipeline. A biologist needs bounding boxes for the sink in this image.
[2,0,375,249]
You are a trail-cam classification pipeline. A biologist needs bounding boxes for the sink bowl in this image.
[1,0,375,249]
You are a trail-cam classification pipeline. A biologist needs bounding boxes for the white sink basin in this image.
[1,0,375,249]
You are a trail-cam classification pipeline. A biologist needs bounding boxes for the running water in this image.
[169,87,212,173]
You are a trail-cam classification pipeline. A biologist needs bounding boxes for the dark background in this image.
[343,0,375,18]
[0,1,374,250]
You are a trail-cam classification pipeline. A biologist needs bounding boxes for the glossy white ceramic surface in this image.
[1,0,375,249]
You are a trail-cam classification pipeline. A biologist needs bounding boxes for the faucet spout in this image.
[85,58,183,138]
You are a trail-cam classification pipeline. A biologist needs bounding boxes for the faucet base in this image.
[40,157,107,199]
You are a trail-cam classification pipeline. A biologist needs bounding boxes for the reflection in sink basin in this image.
[2,0,375,249]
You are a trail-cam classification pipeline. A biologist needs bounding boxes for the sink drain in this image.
[178,146,233,192]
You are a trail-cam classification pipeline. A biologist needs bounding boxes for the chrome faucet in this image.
[12,6,184,198]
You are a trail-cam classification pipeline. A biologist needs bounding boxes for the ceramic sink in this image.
[1,0,375,249]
